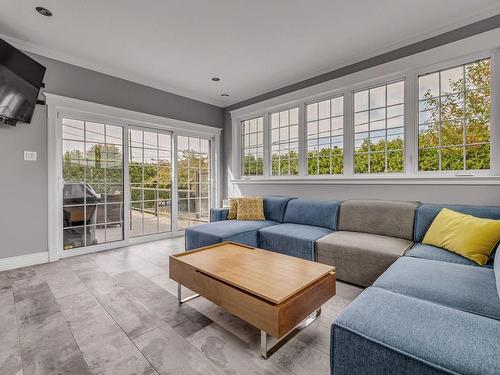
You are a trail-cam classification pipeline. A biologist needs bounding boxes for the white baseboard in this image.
[0,252,50,272]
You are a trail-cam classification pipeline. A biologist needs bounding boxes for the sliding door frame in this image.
[47,93,221,261]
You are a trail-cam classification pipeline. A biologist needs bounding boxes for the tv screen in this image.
[0,38,46,125]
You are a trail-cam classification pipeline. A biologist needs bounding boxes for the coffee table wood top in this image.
[171,242,335,304]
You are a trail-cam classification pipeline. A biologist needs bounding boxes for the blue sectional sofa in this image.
[185,197,500,374]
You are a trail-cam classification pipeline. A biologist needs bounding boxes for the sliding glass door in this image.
[62,118,124,250]
[129,128,172,237]
[60,114,215,254]
[177,136,211,230]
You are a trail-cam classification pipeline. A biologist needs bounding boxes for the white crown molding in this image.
[0,33,225,108]
[0,252,50,272]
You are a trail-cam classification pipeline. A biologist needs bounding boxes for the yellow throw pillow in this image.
[227,198,240,220]
[236,197,265,221]
[423,208,500,266]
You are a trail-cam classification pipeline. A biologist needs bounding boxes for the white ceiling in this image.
[2,0,500,107]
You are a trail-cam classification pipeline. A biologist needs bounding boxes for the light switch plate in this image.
[24,151,37,161]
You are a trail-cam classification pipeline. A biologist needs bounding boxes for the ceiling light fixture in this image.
[36,6,53,17]
[211,77,220,82]
[221,93,230,97]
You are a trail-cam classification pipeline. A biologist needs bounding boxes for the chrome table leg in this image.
[177,283,200,304]
[260,308,321,359]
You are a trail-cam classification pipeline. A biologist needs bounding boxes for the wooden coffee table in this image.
[169,242,336,358]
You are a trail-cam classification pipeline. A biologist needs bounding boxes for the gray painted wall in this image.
[0,53,224,260]
[229,183,500,206]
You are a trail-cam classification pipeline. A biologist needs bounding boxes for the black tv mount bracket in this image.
[37,82,46,105]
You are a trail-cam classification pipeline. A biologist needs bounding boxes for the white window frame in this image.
[47,93,221,261]
[231,48,500,184]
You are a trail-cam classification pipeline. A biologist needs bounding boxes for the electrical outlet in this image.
[24,151,37,161]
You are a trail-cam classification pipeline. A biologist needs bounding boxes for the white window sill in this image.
[231,174,500,186]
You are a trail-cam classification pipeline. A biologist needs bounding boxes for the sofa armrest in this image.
[210,208,229,222]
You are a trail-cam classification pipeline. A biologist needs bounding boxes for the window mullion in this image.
[491,49,500,175]
[298,103,306,176]
[405,75,416,175]
[263,113,270,177]
[344,90,354,176]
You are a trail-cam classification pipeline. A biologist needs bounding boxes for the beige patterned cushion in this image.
[227,198,240,220]
[236,197,265,221]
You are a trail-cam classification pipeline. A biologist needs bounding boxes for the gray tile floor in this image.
[0,237,363,375]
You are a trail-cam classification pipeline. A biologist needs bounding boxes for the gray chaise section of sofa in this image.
[316,200,418,286]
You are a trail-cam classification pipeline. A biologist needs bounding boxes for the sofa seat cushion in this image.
[185,220,278,250]
[258,223,332,260]
[316,231,413,287]
[332,287,500,375]
[374,256,500,320]
[406,242,494,268]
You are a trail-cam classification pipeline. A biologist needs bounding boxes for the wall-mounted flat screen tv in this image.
[0,38,46,125]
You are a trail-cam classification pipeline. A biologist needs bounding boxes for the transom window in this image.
[271,108,299,175]
[353,81,405,174]
[306,96,344,175]
[418,59,491,171]
[241,116,264,176]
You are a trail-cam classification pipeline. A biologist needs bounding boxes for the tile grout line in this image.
[71,266,161,374]
[108,270,225,374]
[11,286,25,375]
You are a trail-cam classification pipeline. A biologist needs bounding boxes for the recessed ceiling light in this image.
[36,7,53,17]
[221,93,230,97]
[211,77,220,82]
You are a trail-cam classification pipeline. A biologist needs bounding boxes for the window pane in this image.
[354,91,368,112]
[419,148,439,171]
[417,58,491,171]
[63,118,84,141]
[466,144,490,170]
[354,81,404,174]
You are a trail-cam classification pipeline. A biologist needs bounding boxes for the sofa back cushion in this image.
[283,198,340,230]
[415,203,500,242]
[263,196,294,223]
[338,200,419,240]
